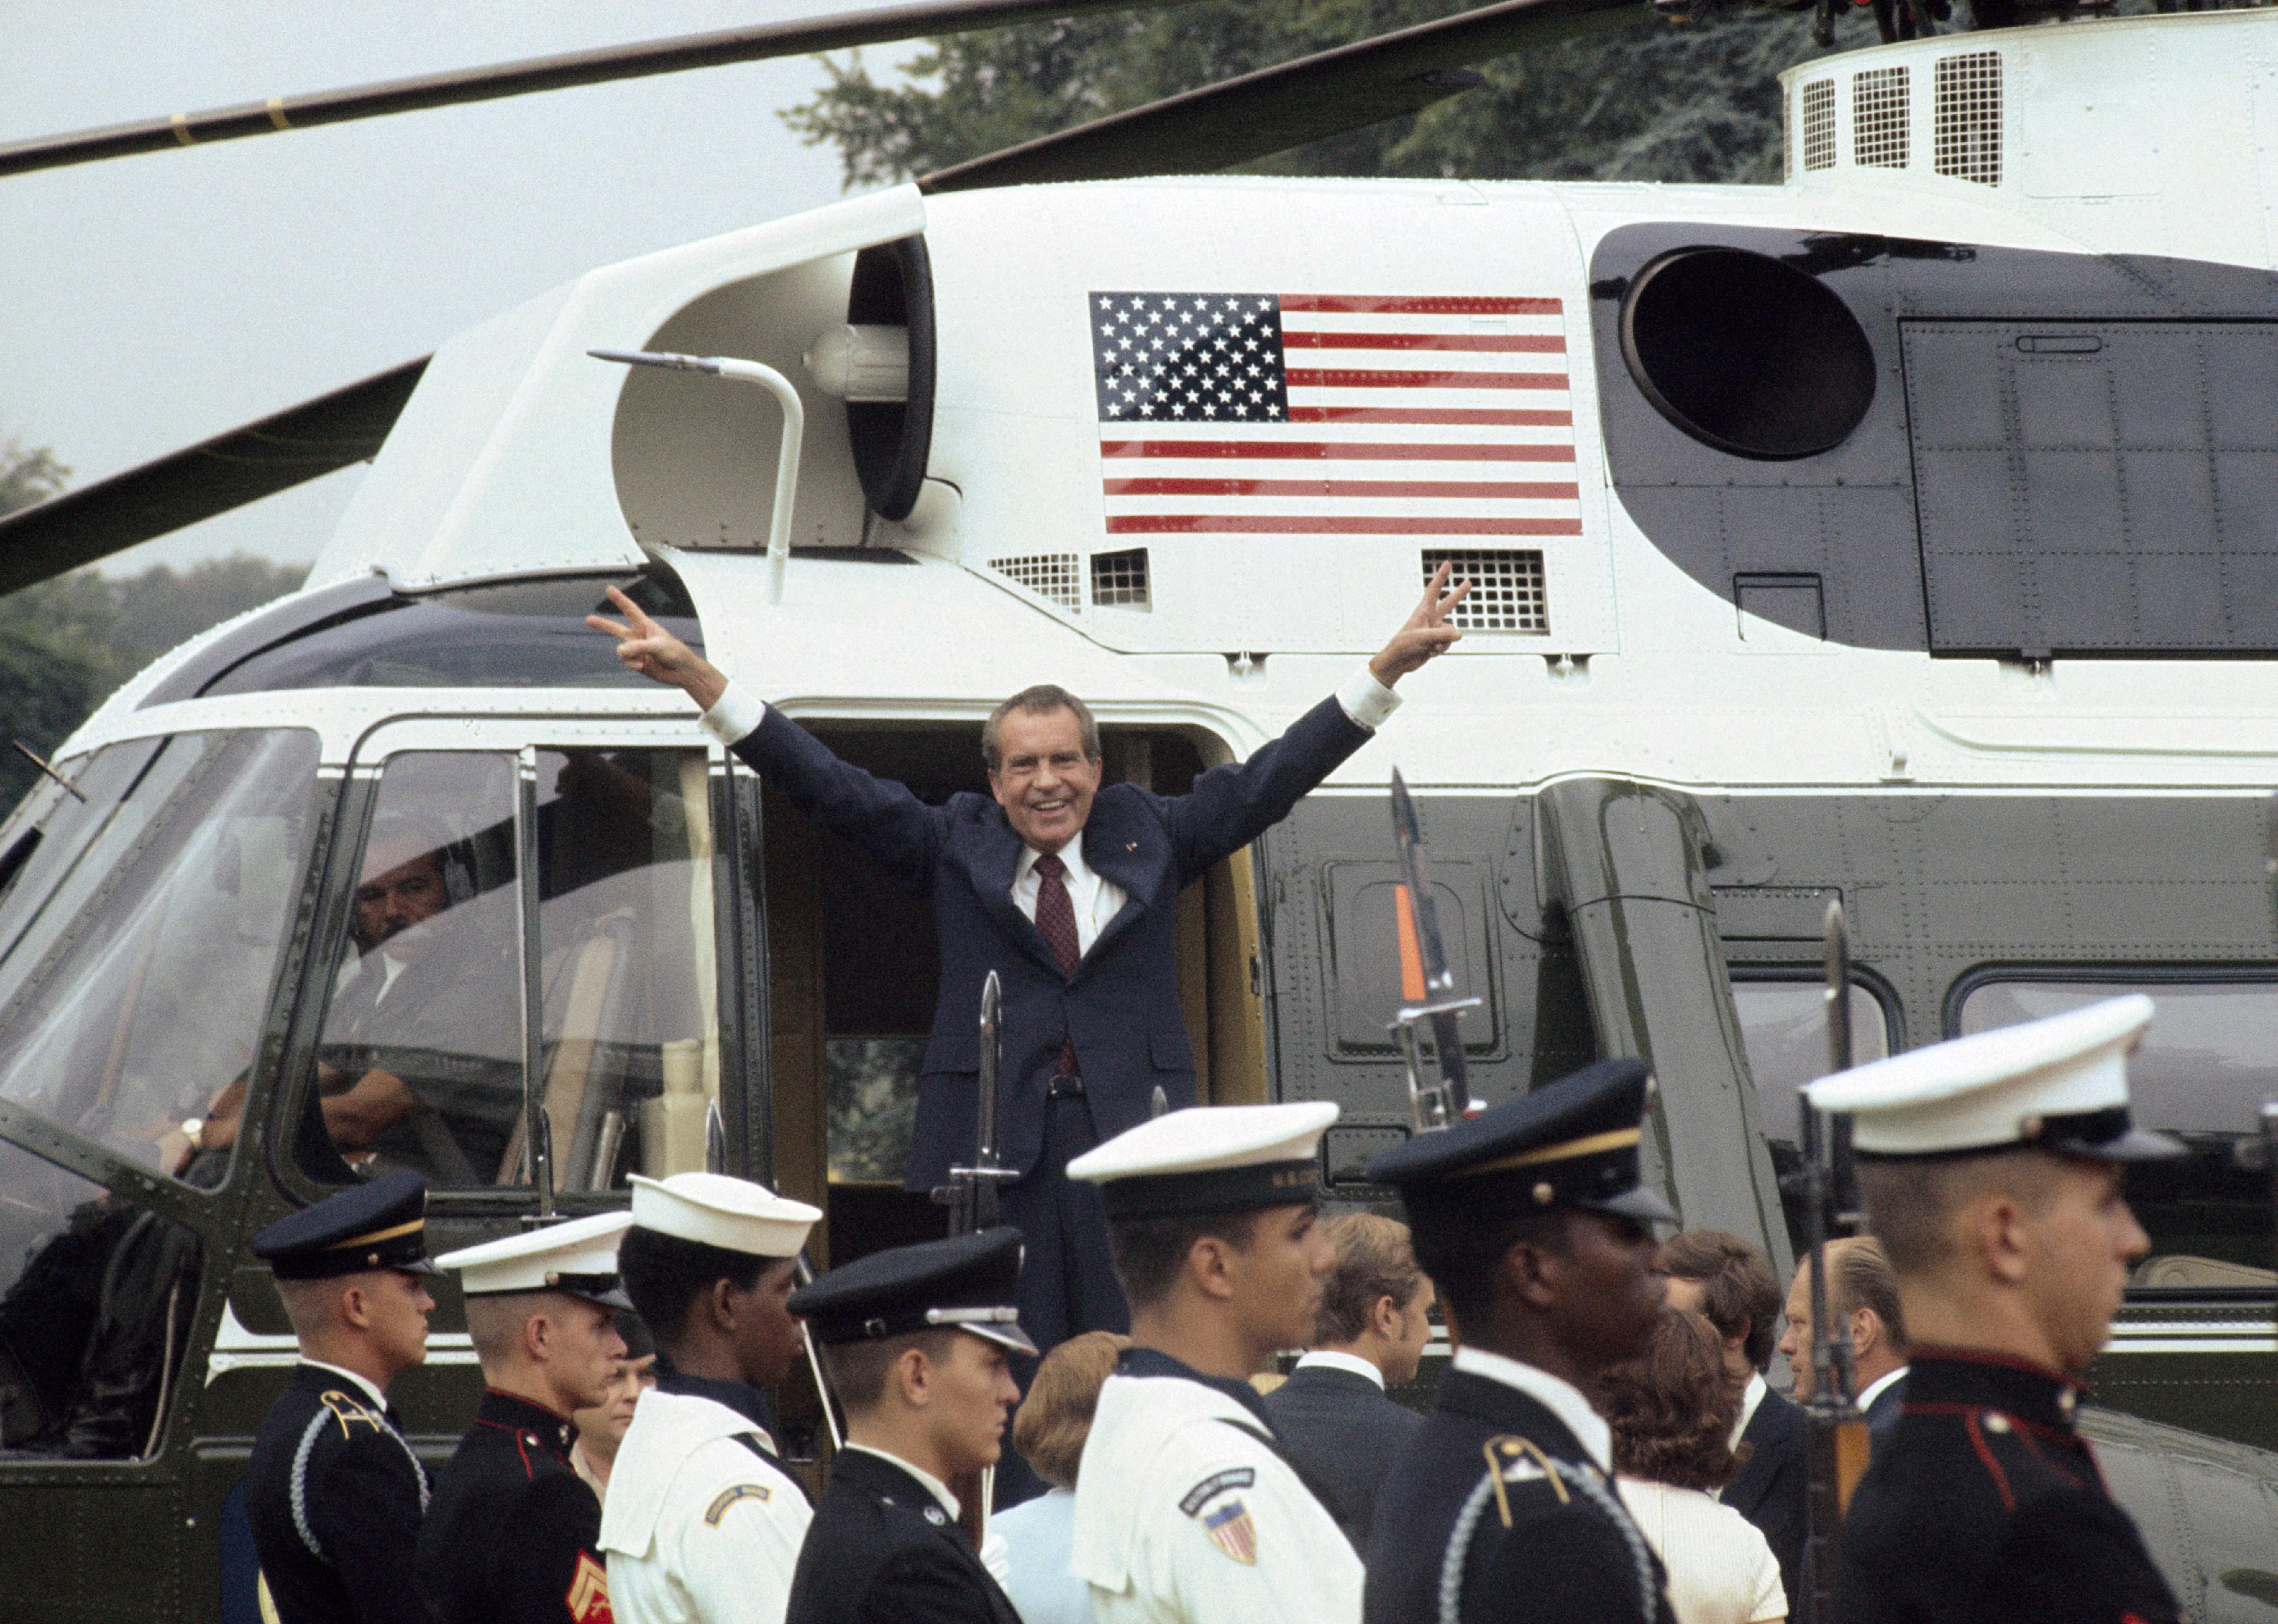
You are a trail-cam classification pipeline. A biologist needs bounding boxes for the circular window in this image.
[1619,248,1876,460]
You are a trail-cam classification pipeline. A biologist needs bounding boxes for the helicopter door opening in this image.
[760,720,1266,1268]
[284,725,728,1200]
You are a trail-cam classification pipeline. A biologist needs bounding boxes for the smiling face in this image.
[988,705,1102,855]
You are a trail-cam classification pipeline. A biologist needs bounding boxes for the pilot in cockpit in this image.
[185,815,524,1186]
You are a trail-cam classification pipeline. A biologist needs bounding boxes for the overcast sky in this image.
[1,2,915,576]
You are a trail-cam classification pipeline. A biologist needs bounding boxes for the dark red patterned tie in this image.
[1032,853,1082,978]
[1033,852,1082,1078]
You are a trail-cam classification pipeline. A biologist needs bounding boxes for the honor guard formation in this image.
[225,590,2219,1624]
[237,997,2205,1624]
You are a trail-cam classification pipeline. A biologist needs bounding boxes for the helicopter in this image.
[3,0,2278,1619]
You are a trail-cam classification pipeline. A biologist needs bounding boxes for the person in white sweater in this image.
[1598,1311,1787,1624]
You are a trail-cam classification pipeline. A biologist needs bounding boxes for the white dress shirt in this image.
[698,666,1403,964]
[1449,1345,1612,1474]
[1856,1365,1909,1414]
[1291,1349,1387,1389]
[1727,1370,1768,1454]
[299,1358,389,1411]
[1014,838,1122,956]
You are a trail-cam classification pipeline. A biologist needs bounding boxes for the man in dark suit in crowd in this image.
[1659,1230,1807,1622]
[1778,1234,1910,1447]
[1263,1211,1433,1549]
[590,571,1468,1376]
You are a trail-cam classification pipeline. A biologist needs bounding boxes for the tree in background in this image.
[0,435,306,809]
[781,0,1881,190]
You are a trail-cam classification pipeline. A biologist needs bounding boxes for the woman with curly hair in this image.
[1598,1309,1788,1624]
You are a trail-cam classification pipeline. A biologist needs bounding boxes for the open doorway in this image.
[759,720,1268,1271]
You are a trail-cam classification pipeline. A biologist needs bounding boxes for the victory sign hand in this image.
[587,586,730,711]
[1369,562,1472,685]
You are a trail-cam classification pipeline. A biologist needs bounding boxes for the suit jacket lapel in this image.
[965,813,1066,981]
[1076,795,1162,969]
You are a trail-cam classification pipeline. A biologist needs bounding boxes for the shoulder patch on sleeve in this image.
[703,1483,773,1527]
[566,1550,615,1624]
[1200,1500,1258,1565]
[1179,1467,1256,1517]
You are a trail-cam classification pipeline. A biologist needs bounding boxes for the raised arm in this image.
[1164,565,1470,882]
[588,587,944,896]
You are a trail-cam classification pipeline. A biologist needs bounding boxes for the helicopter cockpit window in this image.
[1957,978,2278,1290]
[0,729,321,1184]
[0,1140,200,1459]
[303,753,524,1186]
[298,745,718,1190]
[199,574,702,697]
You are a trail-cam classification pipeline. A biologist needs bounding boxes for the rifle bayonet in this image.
[935,970,1013,1234]
[1388,768,1482,1130]
[1797,900,1872,1620]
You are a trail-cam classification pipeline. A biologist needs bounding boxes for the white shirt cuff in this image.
[698,682,767,747]
[1336,664,1402,732]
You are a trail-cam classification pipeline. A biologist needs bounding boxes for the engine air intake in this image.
[1619,247,1876,461]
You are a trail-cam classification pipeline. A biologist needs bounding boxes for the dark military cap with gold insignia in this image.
[253,1169,442,1279]
[1366,1059,1677,1224]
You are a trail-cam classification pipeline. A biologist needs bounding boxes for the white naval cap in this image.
[435,1210,635,1307]
[1806,993,2182,1162]
[628,1172,820,1258]
[1066,1101,1338,1219]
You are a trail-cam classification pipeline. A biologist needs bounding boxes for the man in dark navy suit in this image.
[1660,1230,1808,1623]
[1262,1211,1433,1549]
[592,570,1467,1373]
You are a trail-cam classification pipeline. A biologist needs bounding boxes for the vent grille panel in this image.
[991,553,1081,611]
[1425,549,1548,634]
[1934,51,2002,185]
[1801,79,1837,172]
[1853,66,1909,169]
[1090,548,1150,608]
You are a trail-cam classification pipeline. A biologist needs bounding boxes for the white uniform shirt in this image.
[1069,1372,1362,1624]
[598,1388,812,1624]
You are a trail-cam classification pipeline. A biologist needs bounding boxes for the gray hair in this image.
[982,684,1101,773]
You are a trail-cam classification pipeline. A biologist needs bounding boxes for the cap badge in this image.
[1533,1182,1553,1205]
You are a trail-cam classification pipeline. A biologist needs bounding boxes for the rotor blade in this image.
[0,0,1190,179]
[0,357,426,597]
[920,0,1639,193]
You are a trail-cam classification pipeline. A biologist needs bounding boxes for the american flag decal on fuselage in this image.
[1088,292,1579,539]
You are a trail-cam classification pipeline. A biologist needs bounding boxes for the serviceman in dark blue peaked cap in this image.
[1363,1060,1678,1624]
[783,1228,1032,1624]
[244,1170,441,1624]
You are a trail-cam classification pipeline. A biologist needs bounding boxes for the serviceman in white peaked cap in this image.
[419,1211,635,1624]
[1804,994,2183,1624]
[600,1173,824,1624]
[1063,1101,1362,1624]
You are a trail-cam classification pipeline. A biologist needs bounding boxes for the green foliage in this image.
[781,0,1880,190]
[0,436,307,809]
